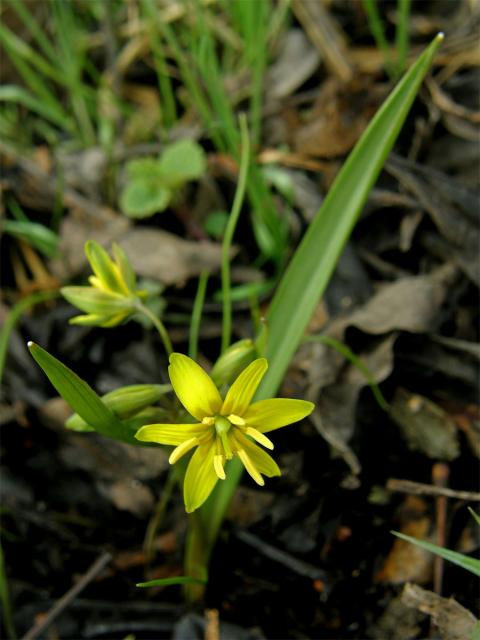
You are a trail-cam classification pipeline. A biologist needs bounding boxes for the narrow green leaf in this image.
[303,335,389,410]
[28,342,138,445]
[136,576,207,588]
[1,219,59,257]
[392,531,480,577]
[469,507,480,527]
[0,290,59,387]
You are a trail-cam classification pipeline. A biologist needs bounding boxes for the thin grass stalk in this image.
[141,0,177,129]
[221,114,250,354]
[362,0,397,79]
[189,271,209,361]
[303,335,389,410]
[395,0,411,76]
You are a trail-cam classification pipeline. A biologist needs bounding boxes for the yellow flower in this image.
[135,353,314,512]
[61,240,146,327]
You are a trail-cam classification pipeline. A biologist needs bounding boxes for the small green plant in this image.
[26,34,443,597]
[119,139,206,219]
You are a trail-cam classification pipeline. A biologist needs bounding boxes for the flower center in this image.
[214,415,231,436]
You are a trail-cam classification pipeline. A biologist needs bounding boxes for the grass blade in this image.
[260,33,444,399]
[392,531,480,577]
[189,271,209,361]
[136,576,207,588]
[221,113,250,353]
[0,290,59,388]
[303,335,389,410]
[395,0,411,76]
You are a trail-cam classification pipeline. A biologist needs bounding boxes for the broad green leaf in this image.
[1,219,58,257]
[125,157,162,179]
[158,139,206,186]
[392,531,480,577]
[136,576,206,588]
[120,179,171,218]
[28,342,139,445]
[187,34,445,588]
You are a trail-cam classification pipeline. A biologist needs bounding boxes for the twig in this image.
[292,0,353,83]
[21,552,112,640]
[386,478,480,501]
[204,609,220,640]
[432,463,449,596]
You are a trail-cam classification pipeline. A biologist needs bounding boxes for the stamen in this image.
[202,416,215,426]
[237,449,265,486]
[245,427,274,450]
[169,437,199,464]
[228,414,246,426]
[219,432,233,459]
[214,454,226,480]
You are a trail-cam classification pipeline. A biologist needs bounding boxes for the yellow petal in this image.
[184,442,218,512]
[244,398,314,434]
[169,437,199,464]
[221,358,268,416]
[135,423,205,445]
[245,426,274,450]
[237,448,264,486]
[235,431,280,477]
[169,353,222,421]
[213,454,226,480]
[85,240,123,293]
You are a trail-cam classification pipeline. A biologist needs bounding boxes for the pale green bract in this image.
[135,353,314,512]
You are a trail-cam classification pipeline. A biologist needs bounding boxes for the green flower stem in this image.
[221,113,250,354]
[136,301,173,356]
[189,270,209,361]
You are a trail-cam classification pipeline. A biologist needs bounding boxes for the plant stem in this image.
[220,113,250,354]
[136,302,173,356]
[189,270,209,360]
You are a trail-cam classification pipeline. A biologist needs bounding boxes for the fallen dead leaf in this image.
[390,389,461,461]
[402,582,478,640]
[375,496,433,585]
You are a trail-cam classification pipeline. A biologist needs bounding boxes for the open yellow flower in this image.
[135,353,314,512]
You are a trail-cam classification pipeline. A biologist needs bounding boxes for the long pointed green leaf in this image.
[260,33,444,399]
[392,531,480,577]
[28,342,138,445]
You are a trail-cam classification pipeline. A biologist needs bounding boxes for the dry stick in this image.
[291,0,353,83]
[22,552,112,640]
[432,463,449,596]
[386,478,480,501]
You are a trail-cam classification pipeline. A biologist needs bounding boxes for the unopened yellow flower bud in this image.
[66,384,170,431]
[210,339,257,386]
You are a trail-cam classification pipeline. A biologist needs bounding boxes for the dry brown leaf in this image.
[402,582,478,640]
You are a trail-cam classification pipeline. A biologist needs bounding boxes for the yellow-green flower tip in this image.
[61,241,144,328]
[135,353,316,513]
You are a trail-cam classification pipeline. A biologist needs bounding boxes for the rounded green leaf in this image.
[120,179,171,218]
